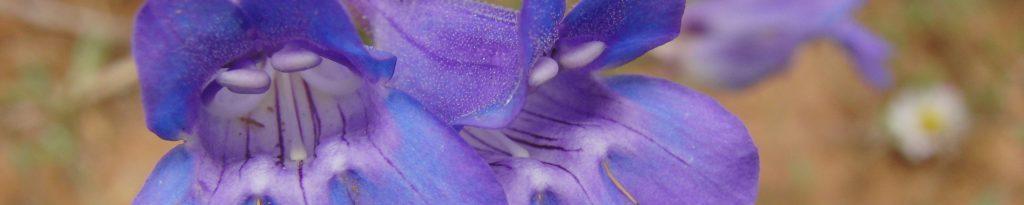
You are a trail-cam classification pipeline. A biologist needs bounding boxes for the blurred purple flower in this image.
[655,0,891,90]
[131,0,507,204]
[351,0,760,204]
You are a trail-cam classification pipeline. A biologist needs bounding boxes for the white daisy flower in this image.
[886,83,970,163]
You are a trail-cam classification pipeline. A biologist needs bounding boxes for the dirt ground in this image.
[1,0,1022,204]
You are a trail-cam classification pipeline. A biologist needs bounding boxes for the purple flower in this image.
[351,0,760,204]
[656,0,891,89]
[131,0,506,204]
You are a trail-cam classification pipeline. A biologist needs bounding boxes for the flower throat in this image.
[197,43,367,167]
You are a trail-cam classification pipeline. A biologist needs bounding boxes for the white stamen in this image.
[459,130,492,153]
[271,46,323,72]
[276,73,310,162]
[299,59,363,96]
[555,41,606,69]
[216,68,271,94]
[528,57,559,86]
[289,73,316,162]
[461,128,531,158]
[473,129,531,158]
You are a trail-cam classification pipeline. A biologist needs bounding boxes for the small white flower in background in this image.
[886,83,970,163]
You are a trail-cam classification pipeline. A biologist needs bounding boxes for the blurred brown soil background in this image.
[1,0,1022,204]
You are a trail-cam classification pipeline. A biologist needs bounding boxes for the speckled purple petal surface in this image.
[132,0,393,140]
[556,0,684,72]
[677,0,889,89]
[347,0,564,128]
[135,88,507,204]
[469,72,760,204]
[518,0,565,66]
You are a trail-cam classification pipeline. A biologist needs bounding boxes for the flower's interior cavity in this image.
[200,44,365,167]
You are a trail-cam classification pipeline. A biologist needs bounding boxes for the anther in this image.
[299,60,363,96]
[271,46,323,73]
[204,86,265,117]
[529,57,559,86]
[555,41,606,69]
[216,68,271,94]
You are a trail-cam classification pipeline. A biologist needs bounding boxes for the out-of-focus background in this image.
[0,0,1021,204]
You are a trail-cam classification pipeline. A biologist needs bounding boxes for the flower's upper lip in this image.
[342,0,560,128]
[133,0,394,140]
[347,0,685,128]
[552,0,684,72]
